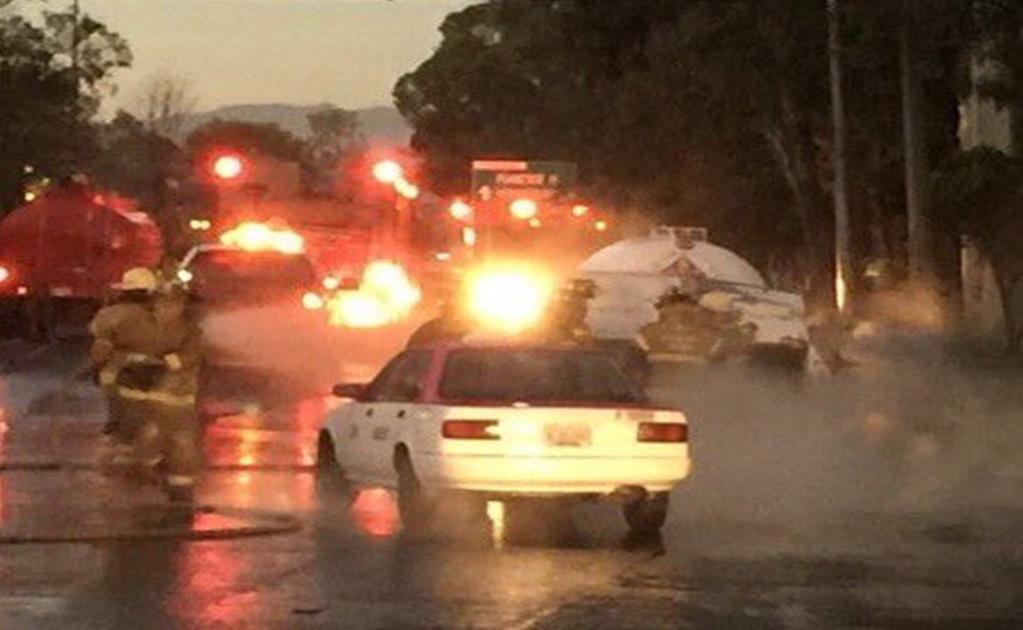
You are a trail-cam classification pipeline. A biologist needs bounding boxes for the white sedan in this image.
[317,341,691,535]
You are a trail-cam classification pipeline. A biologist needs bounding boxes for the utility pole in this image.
[899,0,934,286]
[828,0,852,314]
[70,0,80,97]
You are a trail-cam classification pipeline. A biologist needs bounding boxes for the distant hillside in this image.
[178,103,411,146]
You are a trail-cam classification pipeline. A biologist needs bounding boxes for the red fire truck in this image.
[0,183,163,338]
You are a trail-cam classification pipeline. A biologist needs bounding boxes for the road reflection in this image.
[350,488,399,537]
[167,540,250,626]
[202,397,325,470]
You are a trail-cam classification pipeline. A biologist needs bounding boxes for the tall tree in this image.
[0,5,130,211]
[185,119,306,163]
[136,71,198,140]
[305,107,363,195]
[396,0,970,308]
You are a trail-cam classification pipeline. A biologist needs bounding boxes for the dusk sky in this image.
[73,0,472,114]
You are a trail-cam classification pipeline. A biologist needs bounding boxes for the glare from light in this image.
[594,219,608,232]
[462,226,477,247]
[189,218,212,231]
[487,500,505,550]
[463,264,554,333]
[434,251,452,262]
[0,266,10,283]
[572,204,589,217]
[528,218,542,228]
[24,191,36,202]
[372,160,403,184]
[213,154,244,180]
[16,286,28,296]
[328,291,387,328]
[219,221,305,254]
[176,269,194,283]
[325,260,421,328]
[509,198,538,220]
[449,200,473,221]
[836,268,849,314]
[322,275,341,291]
[395,178,420,200]
[302,291,325,310]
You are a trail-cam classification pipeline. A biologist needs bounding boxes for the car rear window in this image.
[190,250,316,294]
[439,348,646,405]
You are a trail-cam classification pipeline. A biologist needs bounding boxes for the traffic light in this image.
[212,154,244,180]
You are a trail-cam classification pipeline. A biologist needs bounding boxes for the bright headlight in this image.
[462,264,554,334]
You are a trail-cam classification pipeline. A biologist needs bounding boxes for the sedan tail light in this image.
[637,422,688,443]
[442,420,499,440]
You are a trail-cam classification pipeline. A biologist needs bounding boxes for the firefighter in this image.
[89,267,161,450]
[635,287,751,363]
[544,279,595,343]
[128,289,203,503]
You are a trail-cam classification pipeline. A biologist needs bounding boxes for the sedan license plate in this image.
[545,423,591,447]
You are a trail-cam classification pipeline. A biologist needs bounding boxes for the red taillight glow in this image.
[442,420,499,440]
[0,266,9,283]
[213,154,244,180]
[637,422,688,443]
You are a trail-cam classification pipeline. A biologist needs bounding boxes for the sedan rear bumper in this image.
[414,451,690,495]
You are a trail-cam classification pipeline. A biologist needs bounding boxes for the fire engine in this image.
[0,182,162,338]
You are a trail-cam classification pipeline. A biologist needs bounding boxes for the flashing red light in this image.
[637,422,688,443]
[449,200,473,221]
[462,226,477,248]
[395,178,420,200]
[442,420,499,440]
[372,160,403,184]
[212,154,244,180]
[509,198,538,220]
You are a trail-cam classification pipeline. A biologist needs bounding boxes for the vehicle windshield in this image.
[188,250,316,298]
[438,348,647,406]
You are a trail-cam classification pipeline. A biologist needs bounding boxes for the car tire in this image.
[394,446,432,531]
[623,492,669,535]
[315,431,356,507]
[316,430,342,474]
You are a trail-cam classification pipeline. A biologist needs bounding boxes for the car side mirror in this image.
[332,383,367,399]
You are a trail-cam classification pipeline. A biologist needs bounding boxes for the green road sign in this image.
[471,160,577,202]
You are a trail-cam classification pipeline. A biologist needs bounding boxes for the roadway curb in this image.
[0,505,302,545]
[0,462,316,473]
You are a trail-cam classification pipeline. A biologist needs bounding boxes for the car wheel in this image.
[623,492,669,535]
[315,431,356,506]
[394,446,432,531]
[316,430,341,472]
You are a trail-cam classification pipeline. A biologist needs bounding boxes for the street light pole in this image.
[828,0,852,314]
[899,0,934,287]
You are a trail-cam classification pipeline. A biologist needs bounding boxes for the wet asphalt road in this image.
[1,337,1022,628]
